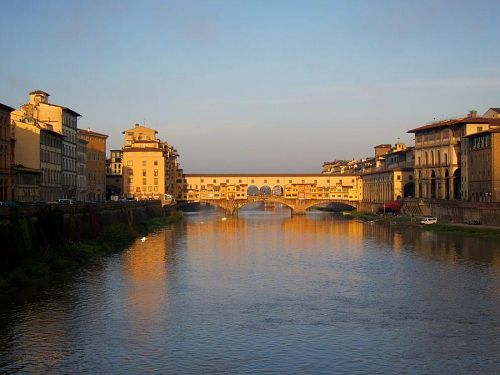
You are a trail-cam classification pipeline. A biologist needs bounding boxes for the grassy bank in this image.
[419,223,500,238]
[0,211,183,292]
[348,211,500,238]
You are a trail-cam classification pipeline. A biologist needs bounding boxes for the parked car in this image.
[0,200,19,207]
[466,220,481,225]
[420,217,438,225]
[57,198,74,205]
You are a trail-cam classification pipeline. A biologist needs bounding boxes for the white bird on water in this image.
[141,237,146,242]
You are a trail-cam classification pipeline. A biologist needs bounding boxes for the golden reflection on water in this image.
[120,229,177,336]
[1,211,499,373]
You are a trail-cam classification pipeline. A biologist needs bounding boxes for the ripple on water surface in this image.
[0,212,499,374]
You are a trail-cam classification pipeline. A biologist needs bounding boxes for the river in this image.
[0,209,499,374]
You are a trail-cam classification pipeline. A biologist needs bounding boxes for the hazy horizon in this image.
[2,0,500,173]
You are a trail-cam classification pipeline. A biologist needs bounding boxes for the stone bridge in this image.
[179,195,358,216]
[179,173,362,215]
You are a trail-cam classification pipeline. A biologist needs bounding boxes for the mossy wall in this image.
[0,201,165,271]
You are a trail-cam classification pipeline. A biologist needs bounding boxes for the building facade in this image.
[360,143,415,204]
[78,128,108,201]
[108,149,122,175]
[122,124,182,204]
[408,113,500,201]
[77,138,88,201]
[13,90,81,200]
[464,128,500,202]
[0,103,15,201]
[40,128,63,201]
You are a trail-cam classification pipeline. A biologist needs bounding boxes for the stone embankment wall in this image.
[402,199,500,226]
[0,201,165,268]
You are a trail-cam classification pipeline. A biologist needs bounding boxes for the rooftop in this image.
[78,128,108,138]
[407,116,500,133]
[29,90,50,96]
[0,102,15,112]
[464,127,500,138]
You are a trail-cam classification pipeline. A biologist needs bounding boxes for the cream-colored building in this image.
[362,169,414,203]
[360,143,415,204]
[78,128,107,201]
[14,90,81,199]
[0,103,15,201]
[408,112,500,200]
[121,124,182,205]
[11,110,64,202]
[10,113,42,202]
[108,149,122,175]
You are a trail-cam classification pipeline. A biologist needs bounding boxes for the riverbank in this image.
[347,211,500,238]
[0,211,183,293]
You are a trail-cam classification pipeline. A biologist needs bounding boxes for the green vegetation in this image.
[348,211,378,221]
[420,223,500,238]
[0,211,183,293]
[349,211,500,238]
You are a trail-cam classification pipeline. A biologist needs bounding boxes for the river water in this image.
[0,210,499,374]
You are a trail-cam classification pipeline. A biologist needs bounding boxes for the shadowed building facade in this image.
[78,128,108,201]
[464,128,500,202]
[0,103,15,201]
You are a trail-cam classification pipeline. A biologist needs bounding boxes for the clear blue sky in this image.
[2,0,500,172]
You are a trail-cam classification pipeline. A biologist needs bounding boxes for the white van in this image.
[420,217,437,225]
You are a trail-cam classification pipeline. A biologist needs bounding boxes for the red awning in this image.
[383,201,403,210]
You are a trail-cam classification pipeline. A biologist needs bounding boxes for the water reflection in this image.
[0,211,499,373]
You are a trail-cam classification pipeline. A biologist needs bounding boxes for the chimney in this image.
[469,110,477,118]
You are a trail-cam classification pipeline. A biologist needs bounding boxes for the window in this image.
[143,178,147,185]
[142,170,146,176]
[154,178,158,185]
[127,161,133,166]
[142,161,147,166]
[154,169,158,176]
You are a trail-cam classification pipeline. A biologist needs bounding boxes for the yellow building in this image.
[121,124,182,205]
[0,103,15,201]
[78,128,108,201]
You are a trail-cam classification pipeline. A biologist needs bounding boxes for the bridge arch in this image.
[272,185,283,196]
[247,185,259,196]
[259,185,271,196]
[177,201,223,212]
[298,200,356,213]
[238,196,294,212]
